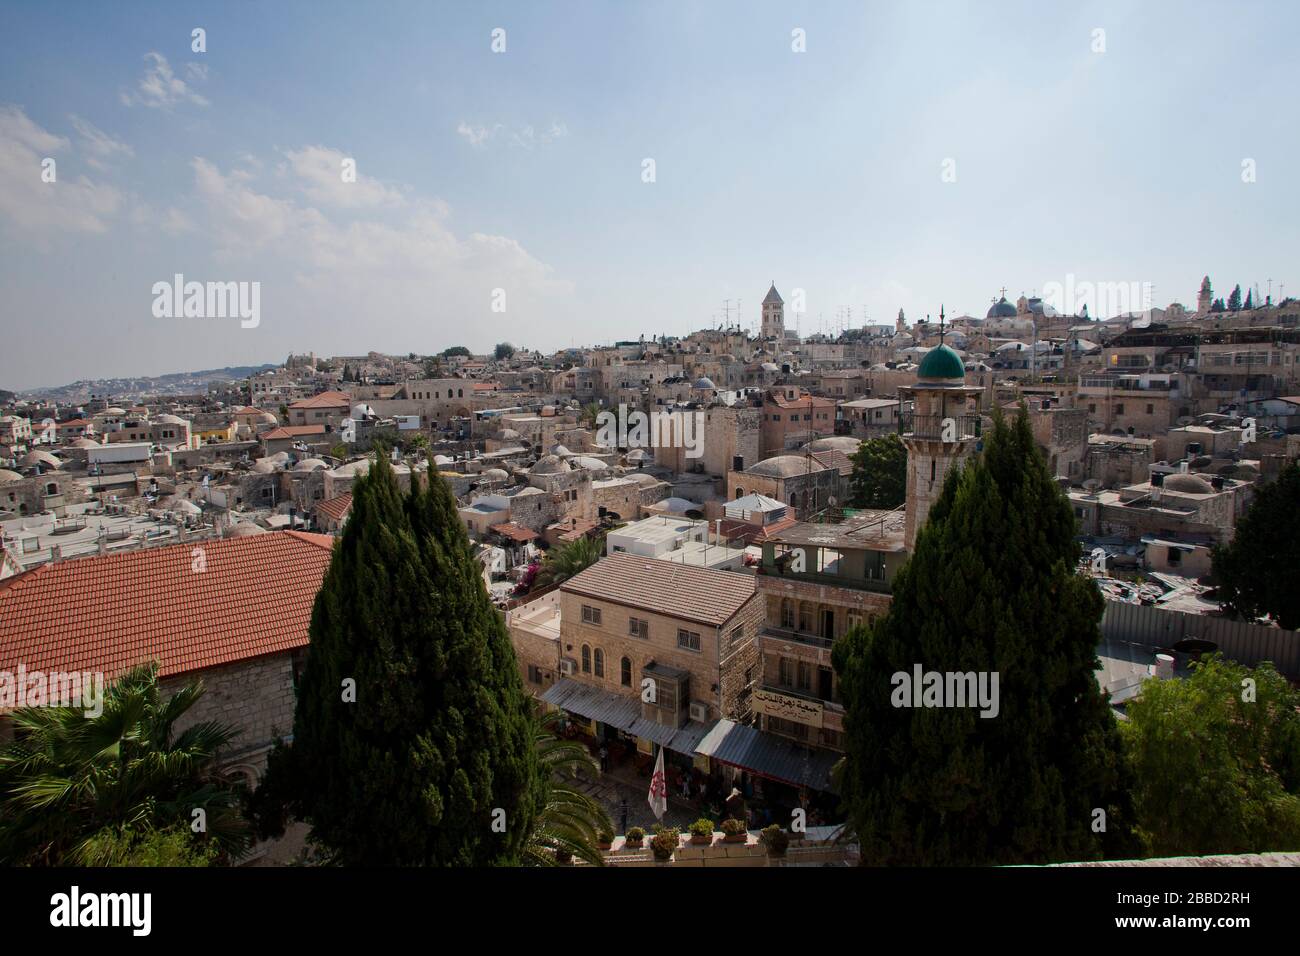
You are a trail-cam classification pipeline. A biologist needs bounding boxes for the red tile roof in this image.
[560,553,756,628]
[0,531,334,699]
[262,425,326,440]
[489,522,539,543]
[316,492,353,523]
[288,390,352,409]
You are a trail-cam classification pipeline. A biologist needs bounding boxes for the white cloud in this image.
[0,105,122,236]
[187,155,573,341]
[121,52,209,109]
[457,120,568,149]
[70,115,134,170]
[280,145,406,209]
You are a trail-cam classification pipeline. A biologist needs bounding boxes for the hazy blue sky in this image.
[1,0,1296,390]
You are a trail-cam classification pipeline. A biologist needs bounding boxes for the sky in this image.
[0,0,1296,391]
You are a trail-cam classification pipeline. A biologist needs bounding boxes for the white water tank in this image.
[1154,654,1175,680]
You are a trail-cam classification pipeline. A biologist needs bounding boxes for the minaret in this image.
[762,283,784,340]
[900,306,981,551]
[896,308,906,334]
[1197,276,1212,316]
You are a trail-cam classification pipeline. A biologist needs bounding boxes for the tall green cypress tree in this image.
[260,453,543,865]
[833,410,1142,864]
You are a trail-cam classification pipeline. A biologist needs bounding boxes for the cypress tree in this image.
[259,452,543,864]
[833,409,1142,864]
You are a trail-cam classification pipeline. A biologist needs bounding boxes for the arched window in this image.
[594,648,605,679]
[581,645,591,673]
[621,657,632,687]
[735,487,743,499]
[458,388,463,398]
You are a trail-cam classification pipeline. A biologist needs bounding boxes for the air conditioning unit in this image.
[689,701,709,723]
[559,658,576,677]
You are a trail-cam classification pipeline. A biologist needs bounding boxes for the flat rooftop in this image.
[768,508,907,552]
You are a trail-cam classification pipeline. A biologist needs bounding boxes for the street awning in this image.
[695,719,840,792]
[540,678,640,732]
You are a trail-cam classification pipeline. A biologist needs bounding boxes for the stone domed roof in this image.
[986,296,1018,319]
[693,377,717,390]
[433,454,455,467]
[918,344,966,380]
[625,448,651,462]
[499,428,522,440]
[479,467,509,481]
[22,450,62,469]
[748,454,825,478]
[170,498,202,515]
[251,457,280,474]
[532,454,572,475]
[1162,473,1213,494]
[155,414,187,425]
[73,438,101,449]
[293,457,327,472]
[571,456,608,471]
[103,406,126,416]
[549,443,574,458]
[626,472,660,486]
[802,436,861,454]
[228,521,266,537]
[0,469,21,483]
[330,459,372,478]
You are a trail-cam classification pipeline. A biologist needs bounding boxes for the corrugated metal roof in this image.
[695,719,839,792]
[541,678,641,731]
[666,719,713,756]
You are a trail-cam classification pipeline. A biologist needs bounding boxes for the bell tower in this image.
[762,283,784,340]
[900,307,982,551]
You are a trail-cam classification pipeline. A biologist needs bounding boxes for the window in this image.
[581,645,591,673]
[780,598,795,629]
[593,648,605,678]
[768,716,808,740]
[628,617,649,639]
[772,414,781,421]
[677,629,701,652]
[798,602,813,632]
[1088,403,1096,413]
[1146,403,1154,414]
[527,665,543,684]
[779,657,795,688]
[727,626,744,648]
[657,681,678,712]
[621,657,632,687]
[1115,403,1125,414]
[581,604,602,625]
[797,661,812,691]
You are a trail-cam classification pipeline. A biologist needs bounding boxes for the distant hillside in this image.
[17,364,278,401]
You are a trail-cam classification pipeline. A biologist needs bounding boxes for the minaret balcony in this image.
[898,411,981,441]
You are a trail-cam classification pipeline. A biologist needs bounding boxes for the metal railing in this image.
[897,411,981,439]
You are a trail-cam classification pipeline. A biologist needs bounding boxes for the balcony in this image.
[761,623,834,650]
[756,561,892,595]
[897,411,981,440]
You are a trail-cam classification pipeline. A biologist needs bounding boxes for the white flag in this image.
[647,747,667,821]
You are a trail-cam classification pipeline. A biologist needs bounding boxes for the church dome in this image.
[986,296,1018,318]
[917,344,966,380]
[748,455,825,478]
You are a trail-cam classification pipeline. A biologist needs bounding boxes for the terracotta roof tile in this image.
[0,531,334,699]
[560,553,756,628]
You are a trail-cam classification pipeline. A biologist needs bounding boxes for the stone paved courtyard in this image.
[572,767,700,834]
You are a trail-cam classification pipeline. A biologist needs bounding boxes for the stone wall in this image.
[161,651,300,780]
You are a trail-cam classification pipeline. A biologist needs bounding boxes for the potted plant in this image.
[688,818,715,846]
[721,818,748,844]
[760,824,789,857]
[650,826,680,861]
[597,828,613,851]
[625,826,645,849]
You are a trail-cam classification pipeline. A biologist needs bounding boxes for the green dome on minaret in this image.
[918,343,966,379]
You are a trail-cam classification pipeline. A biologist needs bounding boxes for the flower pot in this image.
[723,832,747,844]
[690,833,712,846]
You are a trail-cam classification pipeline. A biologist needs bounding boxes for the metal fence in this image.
[1100,600,1300,677]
